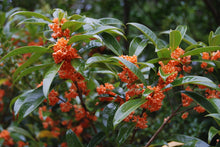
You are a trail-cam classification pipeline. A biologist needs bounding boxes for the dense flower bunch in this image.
[201,51,220,73]
[0,130,14,146]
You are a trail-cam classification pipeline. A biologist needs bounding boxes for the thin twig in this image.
[144,104,182,147]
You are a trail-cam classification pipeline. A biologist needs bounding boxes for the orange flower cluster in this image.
[201,51,220,73]
[17,141,28,147]
[181,86,193,107]
[118,55,139,84]
[181,112,189,119]
[48,89,59,106]
[0,130,14,146]
[0,89,5,112]
[124,112,148,129]
[48,18,70,39]
[52,38,80,64]
[141,86,165,112]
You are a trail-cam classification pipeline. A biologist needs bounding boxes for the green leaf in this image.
[86,26,121,35]
[13,53,44,80]
[10,95,19,112]
[86,56,110,68]
[163,76,220,91]
[158,67,177,82]
[183,34,197,45]
[170,134,209,147]
[209,99,220,113]
[182,46,220,57]
[66,129,84,147]
[100,32,122,56]
[17,18,49,26]
[99,17,123,26]
[10,11,52,22]
[210,34,220,46]
[0,46,49,63]
[62,21,86,31]
[147,57,172,64]
[8,126,35,141]
[169,30,182,52]
[0,79,7,86]
[68,34,102,45]
[208,31,214,46]
[185,44,204,52]
[175,25,187,39]
[87,132,105,147]
[129,35,148,56]
[215,27,220,35]
[0,12,6,27]
[43,62,63,98]
[14,63,54,83]
[156,48,171,59]
[180,91,218,114]
[117,123,135,145]
[102,103,119,131]
[112,57,147,86]
[128,22,158,47]
[113,99,147,128]
[208,127,219,144]
[14,87,45,122]
[206,113,220,121]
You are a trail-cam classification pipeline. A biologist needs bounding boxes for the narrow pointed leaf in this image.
[10,11,52,22]
[163,76,220,91]
[62,21,85,30]
[99,18,123,26]
[182,46,220,57]
[209,98,220,113]
[14,87,45,122]
[208,127,219,144]
[68,34,102,45]
[87,132,105,147]
[175,25,187,39]
[112,57,147,86]
[113,99,147,128]
[17,18,49,26]
[129,35,148,56]
[128,22,158,47]
[158,67,177,82]
[181,91,217,113]
[43,62,63,98]
[0,46,49,62]
[14,63,54,83]
[8,126,35,141]
[210,34,220,46]
[85,56,110,68]
[206,114,220,121]
[170,30,182,52]
[86,26,121,35]
[183,34,197,45]
[66,129,84,147]
[101,32,122,56]
[13,53,44,79]
[117,123,135,145]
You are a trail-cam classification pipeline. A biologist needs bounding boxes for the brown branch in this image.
[144,104,182,147]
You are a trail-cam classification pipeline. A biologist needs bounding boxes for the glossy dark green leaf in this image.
[170,30,182,52]
[10,11,52,22]
[112,57,147,86]
[175,25,187,39]
[210,34,220,46]
[102,103,119,130]
[156,48,171,59]
[8,126,35,141]
[86,25,121,35]
[68,34,102,45]
[128,22,158,47]
[209,98,220,113]
[62,21,85,30]
[208,31,214,46]
[182,46,220,57]
[208,127,219,144]
[129,35,148,56]
[87,132,105,147]
[215,27,220,35]
[85,56,110,69]
[0,46,49,62]
[14,63,54,83]
[206,114,220,121]
[117,123,135,145]
[147,57,172,64]
[185,44,204,52]
[17,18,49,26]
[0,12,6,26]
[113,99,147,128]
[13,87,45,122]
[66,129,84,147]
[68,14,83,20]
[158,67,177,82]
[100,32,122,56]
[99,17,123,26]
[43,62,63,98]
[183,34,197,45]
[180,91,217,114]
[163,76,220,91]
[13,53,44,80]
[170,134,209,147]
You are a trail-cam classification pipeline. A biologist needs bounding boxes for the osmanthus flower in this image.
[181,112,189,119]
[181,86,193,107]
[0,130,14,146]
[201,51,220,73]
[48,89,59,106]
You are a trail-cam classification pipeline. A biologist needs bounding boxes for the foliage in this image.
[0,7,220,147]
